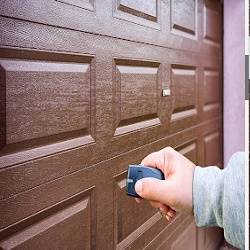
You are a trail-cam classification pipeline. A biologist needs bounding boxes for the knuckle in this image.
[164,146,176,159]
[164,146,174,154]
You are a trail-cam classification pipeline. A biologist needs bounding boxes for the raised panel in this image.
[114,171,162,249]
[171,0,197,38]
[56,0,94,11]
[171,222,196,250]
[171,65,198,122]
[151,216,194,250]
[204,70,220,113]
[203,0,220,46]
[114,0,160,29]
[0,188,95,249]
[0,50,94,154]
[113,59,161,136]
[119,0,157,20]
[204,131,220,166]
[176,140,197,164]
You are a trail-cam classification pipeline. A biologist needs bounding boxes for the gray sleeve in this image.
[193,152,245,249]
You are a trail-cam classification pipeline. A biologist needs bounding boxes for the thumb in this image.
[135,177,171,204]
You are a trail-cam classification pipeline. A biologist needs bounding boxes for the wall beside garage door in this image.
[223,0,245,165]
[0,0,223,249]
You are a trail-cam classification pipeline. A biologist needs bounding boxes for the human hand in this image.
[135,147,195,221]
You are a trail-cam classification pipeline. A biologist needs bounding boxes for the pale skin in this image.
[135,147,196,221]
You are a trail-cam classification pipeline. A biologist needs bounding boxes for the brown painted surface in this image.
[0,0,223,249]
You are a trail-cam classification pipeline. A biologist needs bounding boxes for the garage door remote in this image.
[126,165,165,198]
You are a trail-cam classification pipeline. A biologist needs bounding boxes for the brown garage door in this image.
[0,0,223,249]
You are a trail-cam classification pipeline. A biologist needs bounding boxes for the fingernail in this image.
[135,180,142,195]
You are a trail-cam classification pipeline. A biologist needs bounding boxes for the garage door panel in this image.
[114,171,156,242]
[0,48,96,163]
[204,227,223,250]
[0,118,221,248]
[0,53,94,149]
[203,69,221,120]
[171,221,197,250]
[0,187,95,250]
[0,128,202,246]
[114,0,159,27]
[204,130,221,167]
[203,0,221,46]
[56,0,95,11]
[0,117,216,200]
[175,139,198,164]
[151,216,195,250]
[0,16,203,66]
[197,227,223,250]
[170,64,199,133]
[114,171,165,249]
[117,0,158,20]
[0,1,220,55]
[0,167,97,231]
[0,0,222,248]
[171,0,197,39]
[113,59,161,136]
[112,136,201,249]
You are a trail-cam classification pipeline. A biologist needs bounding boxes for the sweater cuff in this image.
[193,166,224,228]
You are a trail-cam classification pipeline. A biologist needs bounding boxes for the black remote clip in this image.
[126,164,165,198]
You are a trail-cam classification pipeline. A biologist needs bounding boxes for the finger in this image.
[165,214,170,221]
[135,177,174,205]
[141,147,174,174]
[141,152,159,168]
[168,209,176,217]
[159,204,170,214]
[141,151,165,173]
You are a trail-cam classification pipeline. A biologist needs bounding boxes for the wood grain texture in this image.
[171,221,197,250]
[0,0,221,54]
[176,139,198,164]
[118,0,157,20]
[114,0,160,29]
[0,0,223,249]
[203,0,221,46]
[203,69,221,120]
[171,0,197,38]
[204,131,221,167]
[0,190,94,249]
[114,59,161,136]
[0,50,95,156]
[114,171,163,249]
[1,60,91,143]
[170,64,199,133]
[56,0,95,11]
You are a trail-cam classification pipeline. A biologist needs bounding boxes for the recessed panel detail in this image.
[204,131,220,166]
[171,0,197,38]
[0,52,94,152]
[171,65,197,122]
[204,70,220,112]
[114,59,160,136]
[0,189,95,250]
[114,171,161,248]
[203,0,220,46]
[56,0,94,11]
[171,222,196,250]
[175,140,197,164]
[118,0,157,21]
[114,0,160,29]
